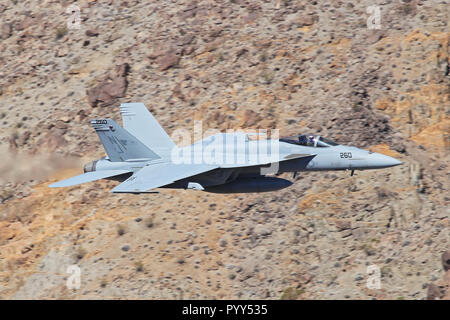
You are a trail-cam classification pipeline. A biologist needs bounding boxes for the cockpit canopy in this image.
[280,135,339,148]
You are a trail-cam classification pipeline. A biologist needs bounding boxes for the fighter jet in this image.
[50,103,402,193]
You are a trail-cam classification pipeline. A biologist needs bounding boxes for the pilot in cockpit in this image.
[308,135,315,146]
[298,135,308,145]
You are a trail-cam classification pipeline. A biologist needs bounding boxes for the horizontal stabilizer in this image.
[49,170,131,188]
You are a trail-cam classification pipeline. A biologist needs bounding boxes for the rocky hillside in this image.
[0,0,448,299]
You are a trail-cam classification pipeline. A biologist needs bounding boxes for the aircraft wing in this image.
[110,153,314,193]
[49,170,132,188]
[111,162,218,193]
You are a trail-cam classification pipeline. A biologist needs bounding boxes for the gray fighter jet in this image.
[50,103,402,193]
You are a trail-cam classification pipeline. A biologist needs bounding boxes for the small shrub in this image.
[117,224,126,236]
[261,71,275,84]
[75,248,86,261]
[259,53,267,62]
[398,4,414,15]
[135,261,144,272]
[280,287,304,300]
[381,266,392,278]
[0,188,14,203]
[377,188,390,199]
[55,26,68,40]
[145,217,154,228]
[360,244,376,256]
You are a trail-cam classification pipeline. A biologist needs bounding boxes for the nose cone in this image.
[369,153,402,168]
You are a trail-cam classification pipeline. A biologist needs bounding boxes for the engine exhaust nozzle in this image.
[83,160,98,173]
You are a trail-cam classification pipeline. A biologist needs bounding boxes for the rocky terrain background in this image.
[0,0,448,299]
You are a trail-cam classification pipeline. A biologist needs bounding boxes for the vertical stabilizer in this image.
[120,103,175,158]
[91,119,161,162]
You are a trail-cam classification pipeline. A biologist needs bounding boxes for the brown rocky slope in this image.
[0,0,448,299]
